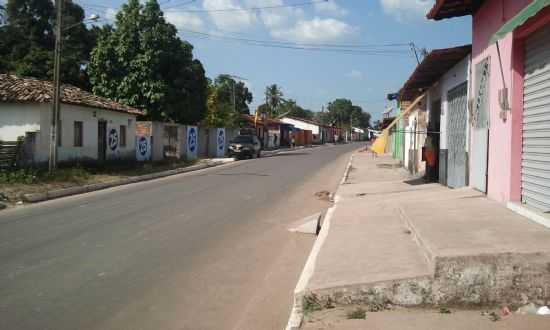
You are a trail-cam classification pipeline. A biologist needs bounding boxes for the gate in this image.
[471,59,490,193]
[446,82,468,188]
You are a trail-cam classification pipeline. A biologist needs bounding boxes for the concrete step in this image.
[305,198,434,307]
[303,153,550,310]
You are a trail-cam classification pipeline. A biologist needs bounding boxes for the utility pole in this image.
[350,114,356,142]
[232,82,236,114]
[410,42,420,65]
[49,0,63,174]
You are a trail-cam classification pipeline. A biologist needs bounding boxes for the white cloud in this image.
[314,0,348,16]
[203,0,257,31]
[165,10,204,30]
[105,8,118,22]
[347,69,363,79]
[379,0,432,21]
[244,0,304,29]
[270,17,356,43]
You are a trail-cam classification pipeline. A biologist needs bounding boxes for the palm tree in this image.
[265,84,283,118]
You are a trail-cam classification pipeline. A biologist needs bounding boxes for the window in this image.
[120,125,127,147]
[74,121,83,147]
[57,120,62,147]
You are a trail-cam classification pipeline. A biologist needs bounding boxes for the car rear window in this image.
[231,135,254,143]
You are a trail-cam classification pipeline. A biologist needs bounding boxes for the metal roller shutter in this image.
[522,24,550,212]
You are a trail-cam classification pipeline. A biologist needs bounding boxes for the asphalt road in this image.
[0,143,359,330]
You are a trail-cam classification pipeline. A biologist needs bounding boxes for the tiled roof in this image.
[281,115,325,127]
[427,0,485,20]
[0,74,143,115]
[400,45,471,102]
[240,114,283,126]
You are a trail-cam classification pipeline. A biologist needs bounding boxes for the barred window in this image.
[74,121,83,147]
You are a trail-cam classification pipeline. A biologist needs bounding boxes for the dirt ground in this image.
[302,306,550,330]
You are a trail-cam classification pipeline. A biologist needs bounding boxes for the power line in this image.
[179,28,412,56]
[187,27,411,49]
[163,0,196,10]
[167,0,327,12]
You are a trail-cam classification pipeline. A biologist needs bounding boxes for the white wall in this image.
[280,118,319,135]
[427,55,470,150]
[0,103,41,141]
[32,103,137,163]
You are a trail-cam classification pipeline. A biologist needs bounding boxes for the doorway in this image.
[98,120,107,162]
[447,82,468,188]
[426,99,441,182]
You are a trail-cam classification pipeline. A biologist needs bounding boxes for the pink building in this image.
[428,1,550,215]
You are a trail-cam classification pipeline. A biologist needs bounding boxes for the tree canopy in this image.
[88,0,208,124]
[265,84,283,117]
[278,99,314,120]
[0,0,96,89]
[213,75,253,115]
[318,98,371,129]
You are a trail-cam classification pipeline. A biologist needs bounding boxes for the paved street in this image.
[0,143,359,330]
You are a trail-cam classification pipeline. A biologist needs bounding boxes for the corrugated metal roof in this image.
[427,0,485,20]
[399,45,471,102]
[0,74,143,115]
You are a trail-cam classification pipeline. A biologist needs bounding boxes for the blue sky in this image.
[81,1,470,118]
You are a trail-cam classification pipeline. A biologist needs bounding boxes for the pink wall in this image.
[472,0,550,204]
[471,0,530,204]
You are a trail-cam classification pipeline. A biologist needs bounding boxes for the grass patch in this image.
[0,167,92,185]
[0,169,38,184]
[42,167,92,184]
[346,307,367,320]
[302,294,323,315]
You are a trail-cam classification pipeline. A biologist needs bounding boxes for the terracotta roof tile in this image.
[0,74,143,115]
[427,0,485,20]
[399,45,471,102]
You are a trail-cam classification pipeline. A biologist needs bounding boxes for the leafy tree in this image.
[278,99,314,120]
[88,0,208,123]
[213,75,253,115]
[323,98,371,129]
[0,0,95,89]
[265,84,283,117]
[201,80,238,127]
[357,111,372,129]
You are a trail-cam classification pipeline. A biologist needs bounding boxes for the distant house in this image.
[239,114,284,148]
[0,74,143,165]
[280,116,324,144]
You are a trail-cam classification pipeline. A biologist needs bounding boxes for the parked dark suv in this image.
[228,135,262,159]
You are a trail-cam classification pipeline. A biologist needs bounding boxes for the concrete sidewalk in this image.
[301,152,550,315]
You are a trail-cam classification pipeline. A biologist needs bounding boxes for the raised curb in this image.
[21,161,230,204]
[285,152,356,330]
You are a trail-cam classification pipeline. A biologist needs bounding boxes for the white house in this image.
[280,116,323,143]
[0,74,143,164]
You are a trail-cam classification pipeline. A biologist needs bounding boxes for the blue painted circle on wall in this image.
[188,127,197,153]
[138,136,148,156]
[217,129,225,151]
[108,129,119,151]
